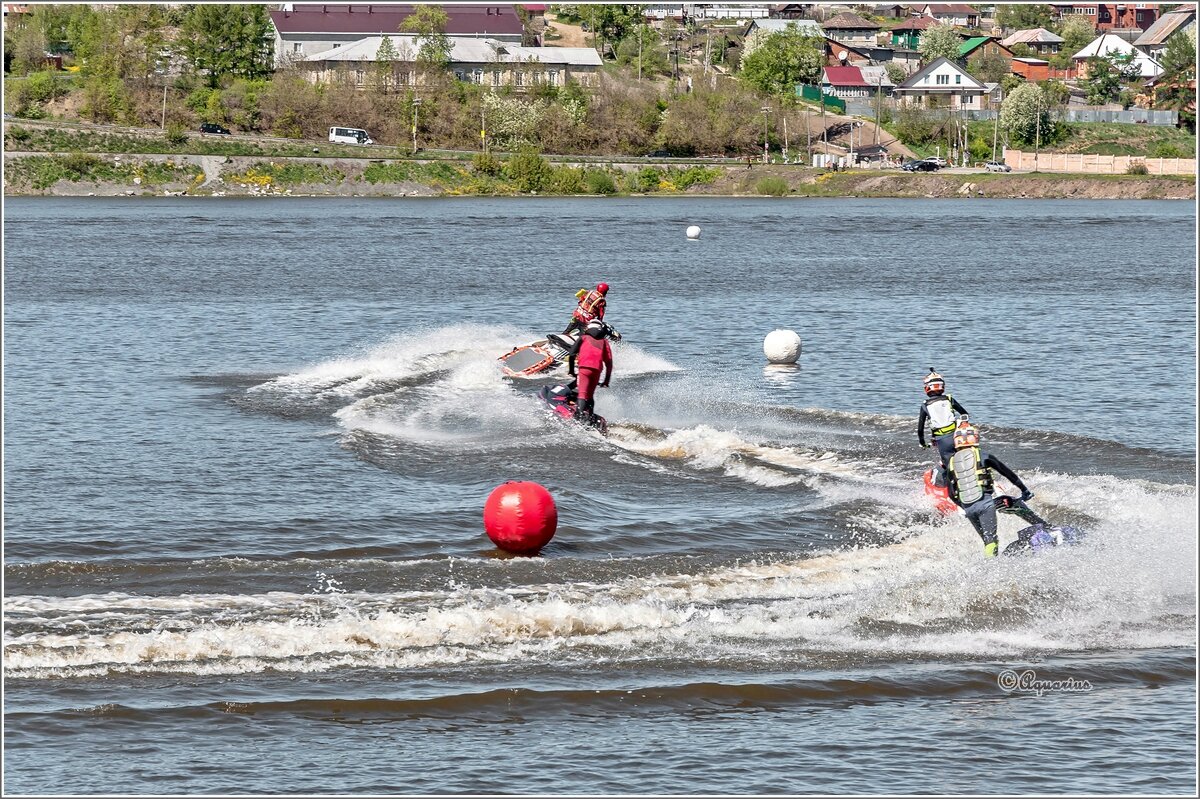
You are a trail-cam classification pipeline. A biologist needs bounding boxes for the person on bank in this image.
[918,368,968,468]
[564,282,608,336]
[567,320,613,422]
[946,419,1035,558]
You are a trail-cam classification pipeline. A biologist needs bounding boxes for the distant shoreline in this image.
[4,151,1194,201]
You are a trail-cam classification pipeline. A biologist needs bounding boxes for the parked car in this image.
[901,159,939,172]
[644,149,674,158]
[985,160,1012,172]
[199,122,231,135]
[329,126,373,145]
[926,156,947,168]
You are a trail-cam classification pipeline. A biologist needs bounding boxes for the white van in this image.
[329,126,373,145]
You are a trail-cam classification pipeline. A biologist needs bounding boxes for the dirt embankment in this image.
[3,151,1193,200]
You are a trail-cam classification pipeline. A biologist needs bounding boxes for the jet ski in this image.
[924,473,1084,555]
[537,380,608,435]
[923,467,960,516]
[993,495,1086,556]
[499,326,621,378]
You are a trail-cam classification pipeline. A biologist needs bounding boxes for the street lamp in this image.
[761,106,772,163]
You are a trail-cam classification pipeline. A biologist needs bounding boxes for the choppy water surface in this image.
[3,197,1196,794]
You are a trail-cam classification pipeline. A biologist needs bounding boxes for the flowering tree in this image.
[999,82,1050,145]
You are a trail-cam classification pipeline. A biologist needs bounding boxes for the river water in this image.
[3,196,1196,794]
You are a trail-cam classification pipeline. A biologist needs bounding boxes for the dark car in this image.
[200,122,231,135]
[901,159,939,172]
[644,149,674,158]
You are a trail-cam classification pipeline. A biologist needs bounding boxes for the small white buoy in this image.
[764,329,802,364]
[686,225,701,240]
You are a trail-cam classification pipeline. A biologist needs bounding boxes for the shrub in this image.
[7,125,31,145]
[1151,142,1188,159]
[585,169,616,194]
[549,165,586,194]
[472,151,504,176]
[164,124,189,145]
[62,152,101,178]
[894,108,938,146]
[504,147,552,192]
[1126,161,1149,175]
[631,166,662,193]
[756,176,789,196]
[673,165,722,190]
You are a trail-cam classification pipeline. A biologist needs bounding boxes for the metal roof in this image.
[1133,10,1196,48]
[271,4,525,37]
[306,35,602,66]
[1000,28,1065,47]
[822,12,880,29]
[823,65,867,85]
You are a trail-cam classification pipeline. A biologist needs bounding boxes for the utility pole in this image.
[481,100,488,155]
[783,110,789,163]
[638,25,642,81]
[1034,94,1041,172]
[412,97,422,154]
[806,106,812,165]
[161,82,167,130]
[761,106,771,163]
[992,104,999,162]
[874,78,881,146]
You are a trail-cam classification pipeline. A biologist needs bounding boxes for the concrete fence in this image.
[1003,149,1197,175]
[963,109,1179,125]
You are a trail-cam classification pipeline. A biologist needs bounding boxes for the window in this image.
[548,69,558,86]
[454,70,465,81]
[355,69,365,85]
[955,74,961,84]
[472,69,483,84]
[492,70,500,86]
[936,73,949,84]
[293,43,303,53]
[398,70,409,85]
[515,70,524,87]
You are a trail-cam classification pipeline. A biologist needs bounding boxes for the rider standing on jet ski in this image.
[567,320,613,422]
[564,283,608,336]
[946,419,1034,558]
[918,369,968,472]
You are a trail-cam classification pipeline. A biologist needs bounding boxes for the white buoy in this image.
[763,329,802,364]
[686,225,701,240]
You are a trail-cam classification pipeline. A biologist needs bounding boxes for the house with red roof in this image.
[269,4,530,65]
[821,64,891,98]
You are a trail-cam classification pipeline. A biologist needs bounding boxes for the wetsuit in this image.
[567,332,612,419]
[564,289,607,336]
[946,446,1030,555]
[917,393,968,465]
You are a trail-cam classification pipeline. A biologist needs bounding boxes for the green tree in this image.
[401,4,452,73]
[180,4,274,87]
[999,81,1050,145]
[884,62,908,84]
[1038,78,1071,108]
[1057,15,1096,55]
[996,3,1052,31]
[1159,27,1197,76]
[739,27,824,95]
[969,50,1012,83]
[375,35,399,92]
[575,4,646,53]
[1081,51,1141,104]
[919,23,962,64]
[615,25,669,77]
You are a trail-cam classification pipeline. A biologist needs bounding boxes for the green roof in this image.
[959,36,989,55]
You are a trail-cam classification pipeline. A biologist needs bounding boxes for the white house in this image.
[302,35,603,90]
[920,4,981,27]
[892,56,990,109]
[1072,33,1163,78]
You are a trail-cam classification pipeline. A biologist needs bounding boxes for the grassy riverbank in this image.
[4,123,1193,200]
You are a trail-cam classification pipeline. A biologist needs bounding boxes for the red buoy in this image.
[483,481,558,554]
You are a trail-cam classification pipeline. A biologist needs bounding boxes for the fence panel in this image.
[796,84,846,113]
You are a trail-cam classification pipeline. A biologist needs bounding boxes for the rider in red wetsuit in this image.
[567,319,613,420]
[564,282,608,336]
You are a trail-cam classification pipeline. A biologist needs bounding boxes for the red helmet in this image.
[596,282,609,294]
[923,368,945,396]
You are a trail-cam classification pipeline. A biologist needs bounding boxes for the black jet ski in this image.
[537,380,608,435]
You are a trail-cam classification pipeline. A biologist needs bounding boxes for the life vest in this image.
[573,289,606,323]
[924,394,957,437]
[576,334,610,371]
[948,446,993,505]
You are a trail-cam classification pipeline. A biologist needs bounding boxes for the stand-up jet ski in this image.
[537,380,608,435]
[499,328,621,378]
[924,472,1084,555]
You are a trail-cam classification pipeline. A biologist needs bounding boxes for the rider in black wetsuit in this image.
[917,369,968,476]
[945,420,1034,558]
